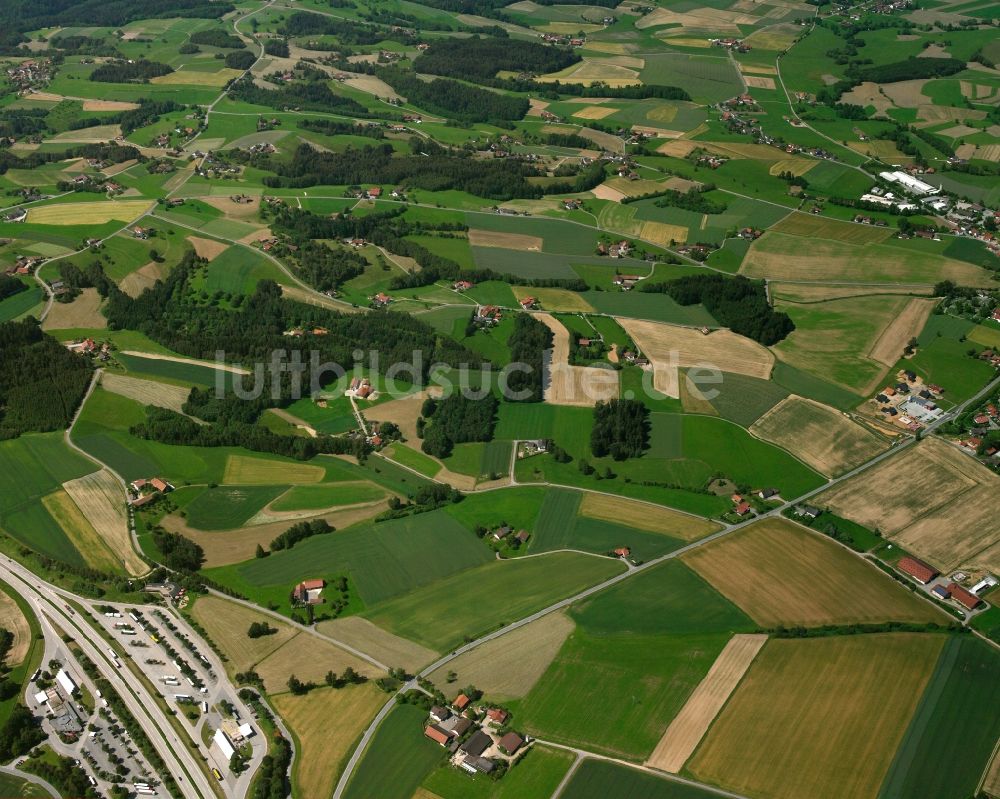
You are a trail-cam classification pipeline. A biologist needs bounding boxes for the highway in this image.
[0,559,223,799]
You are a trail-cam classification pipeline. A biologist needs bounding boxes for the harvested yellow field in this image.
[744,75,776,90]
[579,492,720,541]
[317,617,435,673]
[190,595,296,674]
[739,63,778,75]
[255,631,380,693]
[571,105,618,120]
[186,236,229,261]
[619,317,775,381]
[223,454,324,485]
[468,229,542,251]
[513,286,594,313]
[868,297,936,366]
[27,199,151,226]
[537,58,641,87]
[0,588,31,666]
[427,612,575,700]
[767,157,815,177]
[63,469,146,575]
[150,68,243,86]
[647,634,767,773]
[750,396,888,477]
[120,261,168,297]
[772,212,894,244]
[536,313,619,406]
[818,437,1000,571]
[101,372,190,413]
[683,518,942,626]
[657,140,698,157]
[745,23,802,50]
[82,99,139,111]
[641,220,688,245]
[42,287,106,330]
[688,634,944,799]
[847,139,915,163]
[49,124,122,143]
[42,489,121,573]
[273,684,385,799]
[679,367,715,412]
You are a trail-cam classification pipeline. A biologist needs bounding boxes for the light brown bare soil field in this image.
[190,595,297,674]
[344,73,403,101]
[426,612,575,700]
[749,396,888,477]
[467,229,543,251]
[250,489,389,526]
[274,684,386,799]
[572,105,618,119]
[983,747,1000,799]
[688,634,944,799]
[591,182,627,202]
[166,502,386,568]
[186,236,229,261]
[317,617,435,673]
[817,438,997,568]
[647,633,767,773]
[683,518,942,626]
[101,372,190,413]
[42,489,121,573]
[63,469,146,575]
[527,98,549,117]
[119,261,168,297]
[82,99,139,111]
[657,140,698,157]
[579,492,721,541]
[42,287,106,330]
[679,368,716,413]
[367,389,439,443]
[839,82,895,115]
[880,79,932,108]
[255,631,380,693]
[770,284,932,302]
[868,298,936,366]
[537,313,619,406]
[744,75,776,90]
[0,589,31,667]
[619,318,775,382]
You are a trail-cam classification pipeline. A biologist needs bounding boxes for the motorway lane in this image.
[0,561,221,799]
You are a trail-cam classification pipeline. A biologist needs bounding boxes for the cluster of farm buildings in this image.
[869,369,945,430]
[895,556,995,616]
[423,696,528,778]
[129,477,174,508]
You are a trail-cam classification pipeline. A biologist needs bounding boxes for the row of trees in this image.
[641,275,795,346]
[0,318,94,440]
[591,399,649,460]
[270,519,334,551]
[0,275,26,301]
[297,117,385,140]
[506,313,553,402]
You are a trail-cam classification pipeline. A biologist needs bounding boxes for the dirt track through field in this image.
[646,634,767,773]
[63,469,146,575]
[867,297,936,366]
[537,313,619,406]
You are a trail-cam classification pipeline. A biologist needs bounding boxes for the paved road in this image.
[0,561,223,799]
[333,371,1000,798]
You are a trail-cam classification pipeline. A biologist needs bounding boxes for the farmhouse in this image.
[498,732,524,755]
[795,505,821,520]
[371,292,392,308]
[453,693,471,712]
[292,579,325,605]
[947,582,981,611]
[614,547,631,558]
[896,556,938,585]
[429,705,451,723]
[519,296,538,310]
[425,725,451,746]
[453,280,474,291]
[931,585,951,600]
[486,707,509,725]
[460,730,492,758]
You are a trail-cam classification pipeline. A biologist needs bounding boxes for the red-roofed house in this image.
[896,556,938,585]
[150,478,173,493]
[367,186,382,199]
[452,694,470,712]
[292,579,325,604]
[614,547,630,558]
[486,708,508,725]
[734,501,751,516]
[947,582,980,611]
[424,725,450,746]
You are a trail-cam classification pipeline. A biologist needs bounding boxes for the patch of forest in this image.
[591,399,649,460]
[420,394,498,457]
[89,59,174,83]
[506,313,553,403]
[412,35,580,82]
[641,274,794,345]
[0,318,94,440]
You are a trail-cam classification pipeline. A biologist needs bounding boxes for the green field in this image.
[0,433,95,564]
[343,702,444,799]
[208,509,493,612]
[182,485,287,530]
[421,745,574,799]
[117,353,239,390]
[532,489,684,560]
[707,372,790,426]
[560,760,722,799]
[269,483,386,511]
[878,636,1000,799]
[364,552,625,651]
[444,486,546,532]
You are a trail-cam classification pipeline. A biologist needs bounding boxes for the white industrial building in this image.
[878,170,939,196]
[55,669,78,696]
[213,728,235,760]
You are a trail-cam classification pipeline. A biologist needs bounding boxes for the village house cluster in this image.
[423,696,528,779]
[870,369,945,431]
